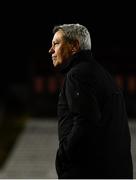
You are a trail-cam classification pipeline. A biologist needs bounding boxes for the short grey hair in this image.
[53,23,91,50]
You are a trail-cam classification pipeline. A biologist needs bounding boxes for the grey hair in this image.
[53,23,91,50]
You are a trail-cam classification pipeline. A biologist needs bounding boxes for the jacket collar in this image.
[59,50,93,74]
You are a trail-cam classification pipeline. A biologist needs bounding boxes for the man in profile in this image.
[49,23,133,179]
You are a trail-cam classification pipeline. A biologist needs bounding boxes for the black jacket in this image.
[56,50,133,179]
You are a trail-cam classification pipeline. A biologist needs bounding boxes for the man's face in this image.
[49,30,75,67]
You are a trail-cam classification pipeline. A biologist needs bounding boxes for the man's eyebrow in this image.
[52,39,60,44]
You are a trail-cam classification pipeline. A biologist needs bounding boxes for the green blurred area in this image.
[0,113,28,169]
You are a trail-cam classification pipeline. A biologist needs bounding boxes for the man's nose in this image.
[49,47,54,54]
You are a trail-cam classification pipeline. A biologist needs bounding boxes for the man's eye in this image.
[54,42,59,46]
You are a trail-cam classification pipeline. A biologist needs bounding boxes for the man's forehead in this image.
[53,30,64,41]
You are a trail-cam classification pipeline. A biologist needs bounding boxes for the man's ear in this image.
[71,40,80,54]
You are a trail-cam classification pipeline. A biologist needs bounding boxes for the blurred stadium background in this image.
[0,3,136,178]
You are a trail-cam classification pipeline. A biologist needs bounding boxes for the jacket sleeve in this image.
[59,70,101,161]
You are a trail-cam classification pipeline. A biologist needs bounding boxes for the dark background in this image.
[0,3,135,173]
[1,2,136,118]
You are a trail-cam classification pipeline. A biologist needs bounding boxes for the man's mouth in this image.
[52,56,56,61]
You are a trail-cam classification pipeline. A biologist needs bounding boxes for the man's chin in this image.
[53,63,63,71]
